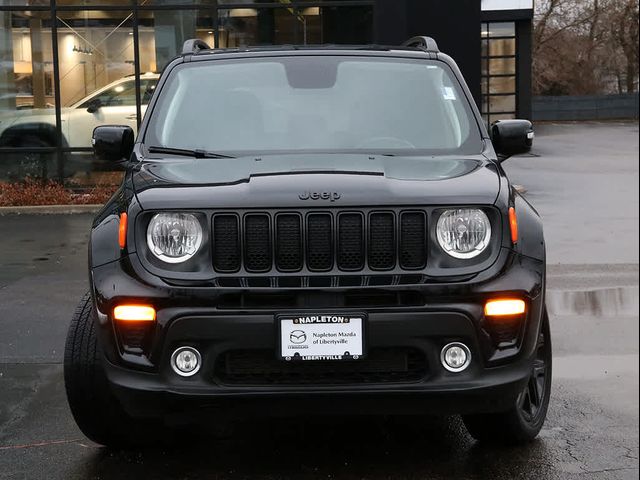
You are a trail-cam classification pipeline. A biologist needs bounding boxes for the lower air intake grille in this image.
[485,317,524,348]
[117,323,153,353]
[215,348,427,385]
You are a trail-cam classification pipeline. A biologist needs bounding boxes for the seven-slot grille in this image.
[212,210,427,273]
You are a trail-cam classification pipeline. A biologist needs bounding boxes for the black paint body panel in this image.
[86,46,546,419]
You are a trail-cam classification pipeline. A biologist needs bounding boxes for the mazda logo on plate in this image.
[289,330,307,344]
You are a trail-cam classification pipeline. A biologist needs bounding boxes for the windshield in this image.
[144,56,482,156]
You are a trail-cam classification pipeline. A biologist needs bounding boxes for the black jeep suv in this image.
[64,37,550,447]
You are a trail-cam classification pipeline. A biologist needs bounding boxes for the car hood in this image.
[132,153,501,209]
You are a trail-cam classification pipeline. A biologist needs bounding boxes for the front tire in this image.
[64,292,156,447]
[463,308,552,444]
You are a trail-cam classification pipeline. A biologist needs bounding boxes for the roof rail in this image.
[401,36,439,53]
[181,39,210,55]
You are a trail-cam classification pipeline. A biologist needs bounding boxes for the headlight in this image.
[147,213,202,263]
[436,208,491,259]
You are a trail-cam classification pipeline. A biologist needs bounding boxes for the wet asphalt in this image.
[0,122,638,479]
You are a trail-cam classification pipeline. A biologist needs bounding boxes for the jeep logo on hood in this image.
[299,191,341,202]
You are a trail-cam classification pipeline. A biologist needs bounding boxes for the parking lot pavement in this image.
[0,122,638,479]
[504,121,639,265]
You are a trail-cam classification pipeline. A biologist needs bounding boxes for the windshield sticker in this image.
[442,87,456,100]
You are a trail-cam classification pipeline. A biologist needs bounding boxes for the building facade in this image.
[0,0,533,183]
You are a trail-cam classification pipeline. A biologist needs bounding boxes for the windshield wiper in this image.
[146,146,235,159]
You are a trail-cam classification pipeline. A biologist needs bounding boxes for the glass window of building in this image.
[55,10,136,149]
[481,21,517,125]
[0,10,55,136]
[0,9,57,180]
[217,5,372,47]
[137,10,215,71]
[0,0,386,186]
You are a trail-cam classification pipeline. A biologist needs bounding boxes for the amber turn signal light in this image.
[509,207,518,244]
[118,212,128,249]
[484,299,525,317]
[113,305,156,322]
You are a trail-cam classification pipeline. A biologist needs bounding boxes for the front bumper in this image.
[104,353,533,419]
[91,250,545,418]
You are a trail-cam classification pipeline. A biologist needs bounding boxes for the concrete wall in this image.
[532,93,639,121]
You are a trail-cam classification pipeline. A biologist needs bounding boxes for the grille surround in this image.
[212,208,428,275]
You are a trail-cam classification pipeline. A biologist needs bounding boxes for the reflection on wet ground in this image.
[547,286,639,316]
[0,387,574,480]
[78,416,556,480]
[546,264,639,317]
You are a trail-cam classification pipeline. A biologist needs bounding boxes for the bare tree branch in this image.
[533,0,640,94]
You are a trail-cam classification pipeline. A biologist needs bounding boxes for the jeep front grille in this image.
[244,214,272,272]
[275,214,303,271]
[212,215,241,272]
[212,209,427,274]
[306,213,333,271]
[368,212,395,269]
[337,213,365,270]
[399,211,427,269]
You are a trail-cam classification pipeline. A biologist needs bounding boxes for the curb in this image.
[0,204,102,215]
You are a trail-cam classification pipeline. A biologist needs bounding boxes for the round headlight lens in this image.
[436,208,491,259]
[147,213,203,263]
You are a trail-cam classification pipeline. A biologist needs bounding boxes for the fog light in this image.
[441,342,471,372]
[171,347,201,377]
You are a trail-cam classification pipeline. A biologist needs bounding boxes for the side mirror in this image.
[92,125,134,166]
[491,119,534,160]
[86,98,102,113]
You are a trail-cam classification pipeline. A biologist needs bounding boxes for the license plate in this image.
[279,314,365,361]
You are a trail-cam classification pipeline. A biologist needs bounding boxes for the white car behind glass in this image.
[0,73,159,149]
